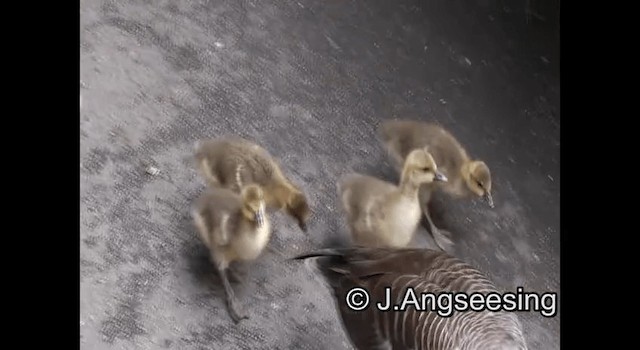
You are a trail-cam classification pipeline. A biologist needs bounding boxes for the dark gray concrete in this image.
[80,0,559,349]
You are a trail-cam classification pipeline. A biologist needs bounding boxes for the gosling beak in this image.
[255,204,266,227]
[434,171,448,182]
[484,192,494,208]
[298,220,307,233]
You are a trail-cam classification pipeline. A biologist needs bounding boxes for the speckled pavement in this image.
[80,0,560,349]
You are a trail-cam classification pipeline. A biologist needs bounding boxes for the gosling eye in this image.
[476,181,483,189]
[421,167,431,172]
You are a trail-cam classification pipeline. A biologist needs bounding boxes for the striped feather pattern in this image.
[295,247,528,350]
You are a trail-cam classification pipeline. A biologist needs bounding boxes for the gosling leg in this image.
[419,187,453,251]
[214,258,248,323]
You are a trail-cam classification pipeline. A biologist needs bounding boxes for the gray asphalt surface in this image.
[80,0,560,349]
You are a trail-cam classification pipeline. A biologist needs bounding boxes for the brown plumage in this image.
[191,184,272,323]
[378,120,494,251]
[338,148,448,248]
[294,247,528,350]
[193,137,311,232]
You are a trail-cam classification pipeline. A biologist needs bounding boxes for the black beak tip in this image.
[434,172,448,182]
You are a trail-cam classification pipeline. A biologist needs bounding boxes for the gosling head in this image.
[403,147,448,185]
[464,160,493,208]
[286,191,311,232]
[241,184,267,227]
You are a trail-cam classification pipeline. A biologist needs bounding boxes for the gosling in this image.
[338,148,447,248]
[193,137,311,232]
[191,184,272,323]
[378,120,493,250]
